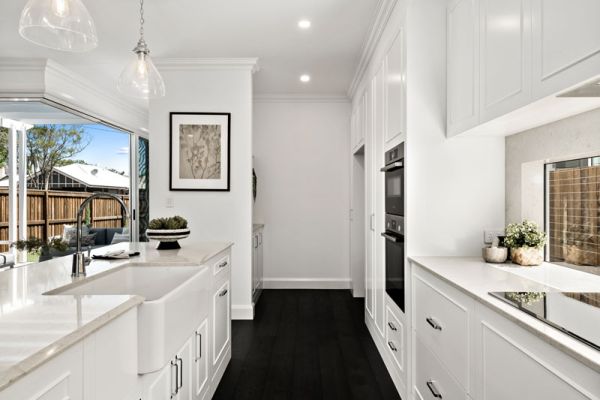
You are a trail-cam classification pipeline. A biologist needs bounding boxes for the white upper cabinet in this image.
[447,0,480,136]
[480,0,531,121]
[448,0,600,137]
[385,28,406,143]
[531,0,600,98]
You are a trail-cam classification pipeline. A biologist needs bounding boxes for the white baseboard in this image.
[262,278,351,290]
[231,304,254,320]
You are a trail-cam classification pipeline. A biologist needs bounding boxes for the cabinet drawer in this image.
[414,272,471,389]
[212,280,231,368]
[212,253,230,277]
[415,337,467,400]
[385,306,404,372]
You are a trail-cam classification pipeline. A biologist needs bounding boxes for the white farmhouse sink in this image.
[49,265,209,373]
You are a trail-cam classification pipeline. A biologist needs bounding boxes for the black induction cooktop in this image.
[489,291,600,351]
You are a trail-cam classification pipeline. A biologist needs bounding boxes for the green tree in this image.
[0,127,8,169]
[27,125,89,190]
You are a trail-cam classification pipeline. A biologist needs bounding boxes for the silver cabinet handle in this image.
[380,161,404,172]
[218,260,228,268]
[426,317,442,331]
[170,359,178,398]
[388,322,397,331]
[427,380,443,398]
[381,232,400,242]
[195,331,202,362]
[219,289,228,297]
[177,356,183,391]
[387,341,398,352]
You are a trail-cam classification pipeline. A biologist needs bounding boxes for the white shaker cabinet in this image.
[364,81,375,322]
[385,28,406,144]
[447,0,480,137]
[252,226,263,304]
[532,0,600,98]
[480,0,532,121]
[193,320,210,400]
[212,280,231,380]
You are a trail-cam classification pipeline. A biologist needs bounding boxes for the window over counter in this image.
[545,157,600,275]
[0,101,148,266]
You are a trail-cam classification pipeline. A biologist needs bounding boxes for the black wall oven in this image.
[382,143,404,216]
[381,144,405,312]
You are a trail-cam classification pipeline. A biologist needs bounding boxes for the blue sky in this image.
[71,124,130,175]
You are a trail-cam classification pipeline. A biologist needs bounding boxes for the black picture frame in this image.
[169,112,231,192]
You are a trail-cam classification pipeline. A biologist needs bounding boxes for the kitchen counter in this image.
[409,256,600,373]
[0,240,233,391]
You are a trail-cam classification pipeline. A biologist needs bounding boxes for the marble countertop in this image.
[409,257,600,373]
[0,240,233,391]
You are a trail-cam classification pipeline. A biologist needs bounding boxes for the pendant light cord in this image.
[139,0,145,39]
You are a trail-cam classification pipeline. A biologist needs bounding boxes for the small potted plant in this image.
[11,237,70,262]
[146,216,190,250]
[504,220,547,266]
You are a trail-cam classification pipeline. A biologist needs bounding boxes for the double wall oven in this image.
[381,143,405,312]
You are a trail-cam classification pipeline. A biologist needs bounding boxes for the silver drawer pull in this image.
[218,261,228,268]
[426,317,442,331]
[387,341,398,352]
[219,289,228,297]
[388,322,397,331]
[426,380,442,399]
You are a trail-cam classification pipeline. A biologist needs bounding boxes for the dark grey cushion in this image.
[106,228,124,244]
[89,228,108,245]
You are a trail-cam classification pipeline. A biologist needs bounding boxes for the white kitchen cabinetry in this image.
[212,280,231,377]
[352,92,366,152]
[0,308,138,400]
[480,0,531,121]
[385,28,406,144]
[252,226,263,303]
[532,0,600,99]
[447,0,480,136]
[193,320,209,400]
[448,0,600,137]
[411,261,600,400]
[364,80,375,321]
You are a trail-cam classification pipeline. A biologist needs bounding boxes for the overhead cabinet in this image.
[447,0,600,137]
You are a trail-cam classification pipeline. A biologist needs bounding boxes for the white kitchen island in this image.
[0,241,233,400]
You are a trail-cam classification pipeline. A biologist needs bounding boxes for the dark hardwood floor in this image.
[213,290,401,400]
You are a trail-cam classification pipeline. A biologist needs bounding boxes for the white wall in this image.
[149,64,254,319]
[253,100,351,288]
[404,0,505,257]
[506,107,600,226]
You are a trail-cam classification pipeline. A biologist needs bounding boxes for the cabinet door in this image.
[373,62,386,338]
[447,0,480,137]
[175,337,193,400]
[145,363,175,400]
[480,0,531,121]
[252,234,258,295]
[385,28,405,143]
[193,320,209,399]
[532,0,600,98]
[212,280,231,371]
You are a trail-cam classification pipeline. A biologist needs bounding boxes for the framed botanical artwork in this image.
[169,112,231,191]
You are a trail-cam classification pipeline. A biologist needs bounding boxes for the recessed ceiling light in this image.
[298,20,311,29]
[300,74,311,83]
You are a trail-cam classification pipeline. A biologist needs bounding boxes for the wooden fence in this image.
[0,189,128,252]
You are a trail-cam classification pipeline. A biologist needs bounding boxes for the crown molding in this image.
[347,0,398,98]
[253,94,350,103]
[155,58,260,73]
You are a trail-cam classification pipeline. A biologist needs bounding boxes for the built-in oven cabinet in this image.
[410,260,600,400]
[447,0,600,138]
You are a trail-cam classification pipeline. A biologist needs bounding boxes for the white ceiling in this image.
[0,0,379,97]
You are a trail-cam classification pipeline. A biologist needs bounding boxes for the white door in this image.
[385,27,405,143]
[193,320,210,399]
[145,363,175,400]
[532,0,600,98]
[175,337,194,400]
[257,231,263,291]
[252,234,258,296]
[447,0,480,137]
[480,0,532,121]
[365,80,375,320]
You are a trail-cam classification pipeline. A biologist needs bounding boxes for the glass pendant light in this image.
[117,0,165,99]
[19,0,98,52]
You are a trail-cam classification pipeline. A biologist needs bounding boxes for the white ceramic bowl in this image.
[146,228,190,249]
